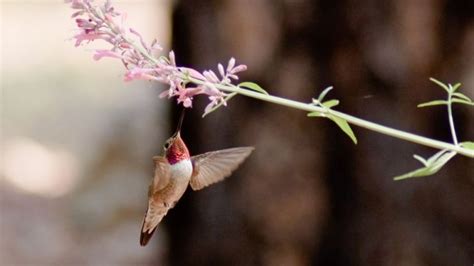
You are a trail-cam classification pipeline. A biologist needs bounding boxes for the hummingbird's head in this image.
[164,131,190,164]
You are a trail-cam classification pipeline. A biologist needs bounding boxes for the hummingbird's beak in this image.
[174,108,185,136]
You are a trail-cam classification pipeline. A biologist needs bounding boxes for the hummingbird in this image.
[140,111,254,246]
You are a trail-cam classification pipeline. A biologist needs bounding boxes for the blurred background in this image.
[1,0,473,265]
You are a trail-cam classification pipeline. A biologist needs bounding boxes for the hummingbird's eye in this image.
[164,142,170,150]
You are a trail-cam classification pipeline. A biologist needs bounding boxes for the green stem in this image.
[188,78,474,158]
[126,38,160,64]
[447,91,459,145]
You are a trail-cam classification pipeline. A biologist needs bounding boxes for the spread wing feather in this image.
[190,147,254,191]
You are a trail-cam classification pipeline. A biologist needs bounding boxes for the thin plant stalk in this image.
[447,89,459,145]
[187,78,474,158]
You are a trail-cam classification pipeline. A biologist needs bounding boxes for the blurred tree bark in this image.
[164,0,474,265]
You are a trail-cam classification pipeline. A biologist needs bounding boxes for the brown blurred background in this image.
[1,0,473,265]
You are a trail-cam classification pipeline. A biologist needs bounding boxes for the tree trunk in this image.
[165,0,474,265]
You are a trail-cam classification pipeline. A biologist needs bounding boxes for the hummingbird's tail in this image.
[140,208,160,246]
[140,203,169,246]
[139,220,156,246]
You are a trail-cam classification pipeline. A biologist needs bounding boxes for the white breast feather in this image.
[170,159,193,180]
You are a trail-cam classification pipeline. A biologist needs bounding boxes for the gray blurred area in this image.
[2,1,171,265]
[1,0,474,266]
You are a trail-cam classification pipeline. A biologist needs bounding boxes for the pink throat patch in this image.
[166,137,190,165]
[167,151,187,165]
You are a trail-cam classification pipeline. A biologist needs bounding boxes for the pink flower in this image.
[174,85,204,108]
[203,70,220,83]
[222,57,247,80]
[124,68,157,82]
[67,0,248,114]
[179,67,206,80]
[130,28,149,53]
[150,39,163,51]
[75,18,94,29]
[202,83,221,96]
[159,81,205,109]
[159,89,171,99]
[73,32,107,46]
[65,0,88,9]
[93,49,123,61]
[230,64,247,75]
[204,94,227,114]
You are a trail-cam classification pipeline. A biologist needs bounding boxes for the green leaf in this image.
[452,98,474,106]
[322,99,340,109]
[429,77,450,93]
[393,167,436,180]
[238,82,269,95]
[317,86,334,102]
[394,150,456,181]
[307,111,326,117]
[451,83,462,92]
[429,151,456,172]
[460,141,474,150]
[452,92,472,102]
[413,154,428,166]
[328,114,357,144]
[417,100,448,107]
[426,149,448,164]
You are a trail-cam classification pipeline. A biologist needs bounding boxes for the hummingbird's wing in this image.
[190,147,254,191]
[140,156,171,246]
[151,156,171,192]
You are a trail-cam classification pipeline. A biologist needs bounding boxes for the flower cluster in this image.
[66,0,247,113]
